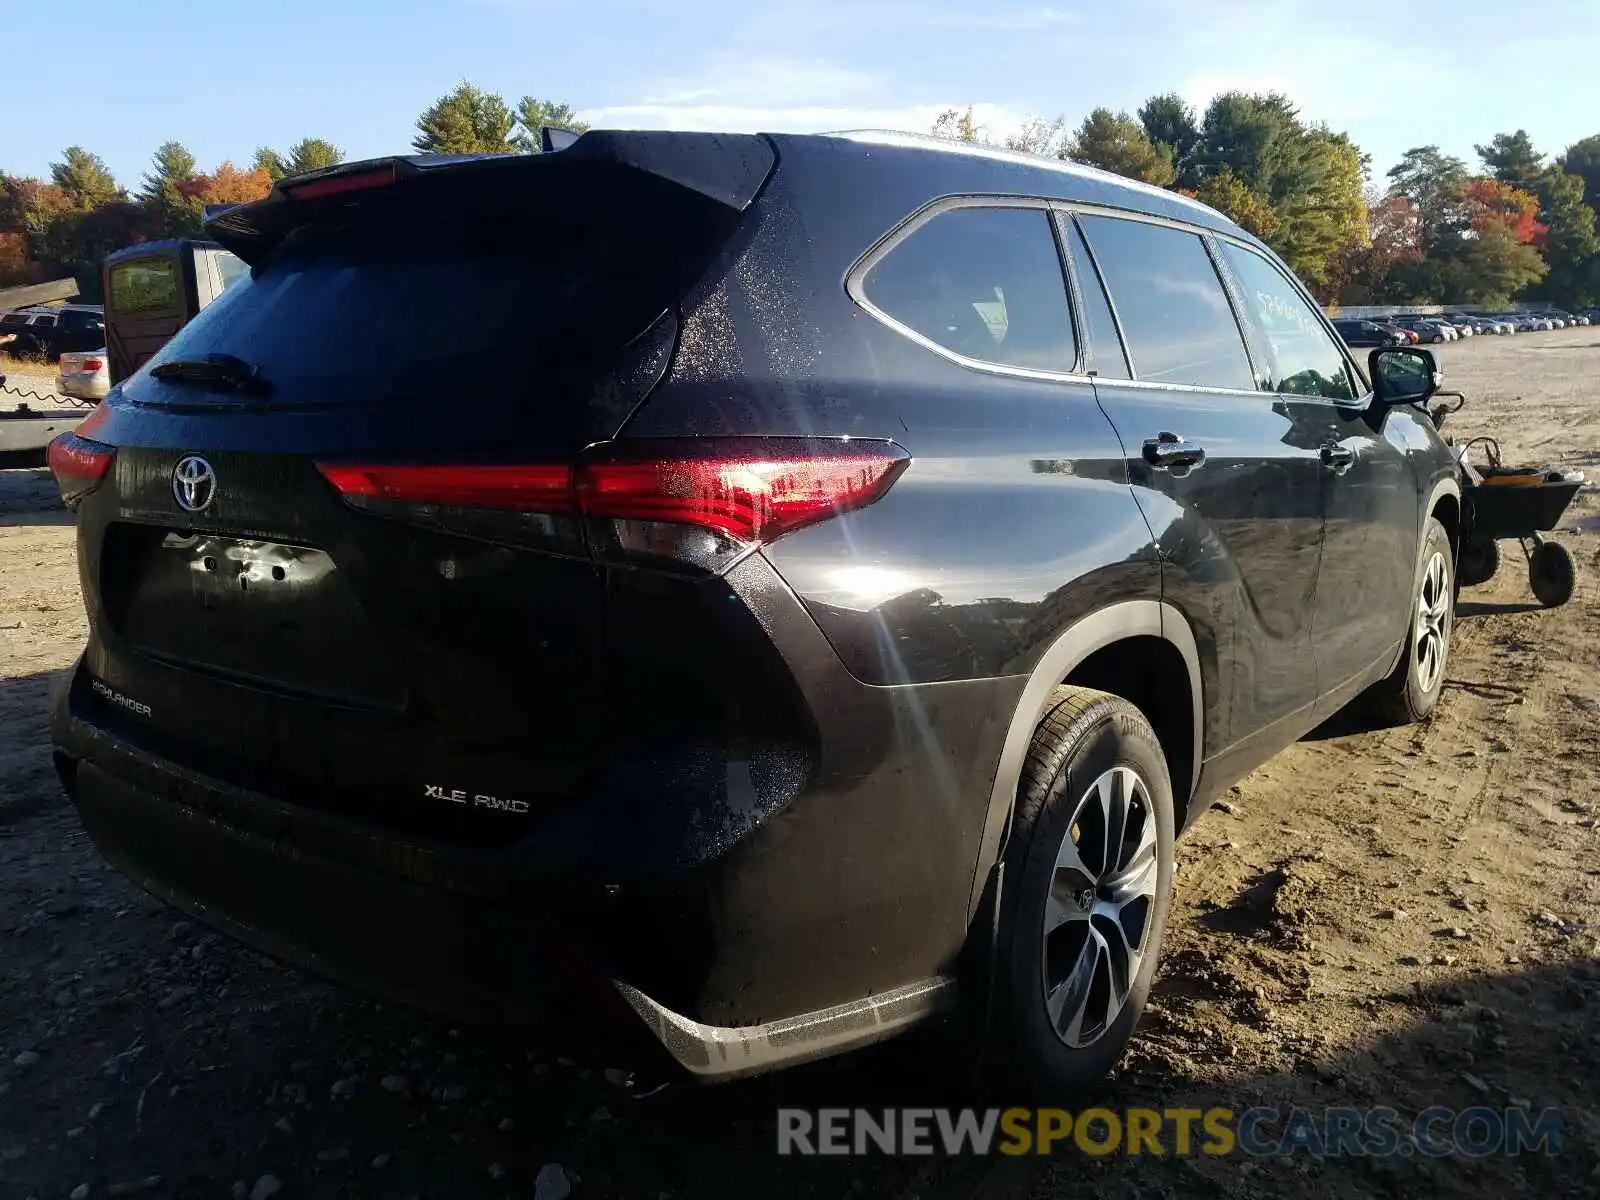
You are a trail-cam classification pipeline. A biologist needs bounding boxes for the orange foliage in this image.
[201,163,273,205]
[0,231,43,285]
[1463,177,1545,246]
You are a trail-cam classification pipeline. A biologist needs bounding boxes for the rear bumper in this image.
[58,373,109,400]
[55,719,959,1079]
[52,553,1018,1077]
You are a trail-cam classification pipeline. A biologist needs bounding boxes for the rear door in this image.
[1069,211,1325,770]
[73,148,760,845]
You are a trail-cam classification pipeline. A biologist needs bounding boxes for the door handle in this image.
[1142,432,1206,474]
[1320,442,1355,475]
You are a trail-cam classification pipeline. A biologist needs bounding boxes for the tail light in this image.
[82,357,103,373]
[47,432,115,508]
[317,438,909,573]
[314,464,574,512]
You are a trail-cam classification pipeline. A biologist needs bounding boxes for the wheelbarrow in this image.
[1425,393,1583,608]
[1452,436,1584,607]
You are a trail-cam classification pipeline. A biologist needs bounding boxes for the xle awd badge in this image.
[172,455,217,514]
[425,784,530,815]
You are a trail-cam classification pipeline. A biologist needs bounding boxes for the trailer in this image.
[0,380,91,454]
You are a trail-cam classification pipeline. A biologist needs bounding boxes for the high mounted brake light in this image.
[316,439,910,567]
[283,166,397,201]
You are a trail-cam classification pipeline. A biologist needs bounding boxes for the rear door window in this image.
[1076,215,1255,392]
[1219,242,1358,401]
[860,206,1077,373]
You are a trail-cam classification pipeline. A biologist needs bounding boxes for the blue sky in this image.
[9,0,1600,191]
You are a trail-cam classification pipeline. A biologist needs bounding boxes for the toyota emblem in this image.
[172,456,217,514]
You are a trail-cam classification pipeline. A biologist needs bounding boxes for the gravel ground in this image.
[1,331,1597,1199]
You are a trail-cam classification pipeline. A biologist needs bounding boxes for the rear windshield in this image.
[141,166,733,406]
[110,259,183,315]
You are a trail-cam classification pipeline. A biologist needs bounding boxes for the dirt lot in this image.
[2,333,1597,1199]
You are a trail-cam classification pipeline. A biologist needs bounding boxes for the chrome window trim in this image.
[847,194,1375,409]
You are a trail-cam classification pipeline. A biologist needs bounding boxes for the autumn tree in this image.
[1064,108,1175,186]
[1190,169,1277,239]
[413,83,518,155]
[1327,193,1424,304]
[199,163,274,206]
[1387,146,1470,247]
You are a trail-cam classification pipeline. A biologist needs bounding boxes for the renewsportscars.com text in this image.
[776,1105,1563,1158]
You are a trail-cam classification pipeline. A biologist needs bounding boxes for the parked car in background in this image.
[57,349,111,401]
[1392,316,1449,343]
[1445,313,1501,335]
[0,304,106,361]
[46,131,1464,1097]
[1332,318,1408,347]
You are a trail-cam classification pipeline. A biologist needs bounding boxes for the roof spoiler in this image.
[204,131,776,262]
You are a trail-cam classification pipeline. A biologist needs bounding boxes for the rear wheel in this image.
[1529,541,1576,608]
[1367,516,1454,725]
[984,687,1174,1099]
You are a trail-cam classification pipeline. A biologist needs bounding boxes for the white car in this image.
[57,348,110,401]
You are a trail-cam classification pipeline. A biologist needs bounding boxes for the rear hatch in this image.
[61,137,773,847]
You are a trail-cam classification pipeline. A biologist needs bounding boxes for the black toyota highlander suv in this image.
[47,130,1461,1096]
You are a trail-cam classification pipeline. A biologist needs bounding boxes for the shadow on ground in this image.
[0,659,1594,1199]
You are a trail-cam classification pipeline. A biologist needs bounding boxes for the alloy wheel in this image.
[1040,766,1158,1048]
[1414,550,1450,694]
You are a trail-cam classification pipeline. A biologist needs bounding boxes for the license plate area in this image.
[101,526,407,710]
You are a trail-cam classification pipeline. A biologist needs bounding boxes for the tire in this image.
[1456,534,1500,588]
[1529,541,1576,608]
[985,687,1175,1100]
[1367,516,1454,725]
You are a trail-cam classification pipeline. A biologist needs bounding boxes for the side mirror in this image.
[1368,346,1440,406]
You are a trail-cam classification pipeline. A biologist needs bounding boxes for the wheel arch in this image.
[964,600,1202,925]
[1424,474,1462,554]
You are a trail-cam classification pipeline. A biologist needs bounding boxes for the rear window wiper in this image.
[150,353,269,392]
